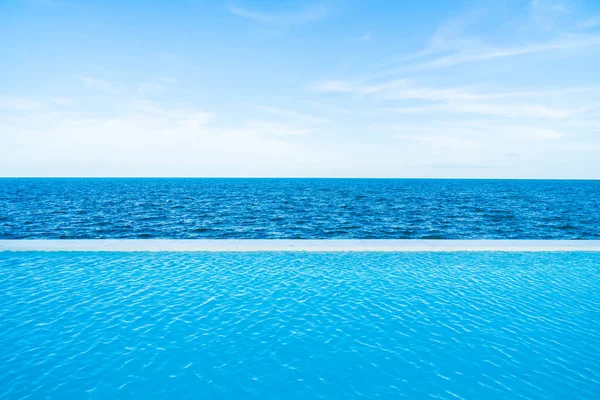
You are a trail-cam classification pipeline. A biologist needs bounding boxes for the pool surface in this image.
[1,250,599,399]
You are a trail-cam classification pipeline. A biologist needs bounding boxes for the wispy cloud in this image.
[408,35,600,71]
[374,80,481,101]
[309,79,387,95]
[360,33,372,42]
[257,105,324,123]
[523,127,565,139]
[228,2,331,24]
[424,160,516,170]
[384,121,567,144]
[0,99,337,176]
[384,4,488,66]
[52,98,73,105]
[129,99,215,128]
[310,80,355,93]
[395,134,480,150]
[530,0,568,13]
[423,5,487,54]
[384,102,580,120]
[244,120,313,136]
[375,2,599,75]
[0,96,44,111]
[578,16,600,30]
[137,78,178,95]
[249,105,325,137]
[530,0,570,30]
[76,75,122,94]
[311,78,595,101]
[311,77,596,120]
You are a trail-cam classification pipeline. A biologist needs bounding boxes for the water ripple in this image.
[0,252,599,399]
[1,178,600,239]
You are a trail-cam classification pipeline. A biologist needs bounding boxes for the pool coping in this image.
[1,240,600,252]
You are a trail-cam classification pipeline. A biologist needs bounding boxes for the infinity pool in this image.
[1,251,599,399]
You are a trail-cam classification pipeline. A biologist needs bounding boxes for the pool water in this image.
[1,251,599,399]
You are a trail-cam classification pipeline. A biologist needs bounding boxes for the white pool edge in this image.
[1,240,600,252]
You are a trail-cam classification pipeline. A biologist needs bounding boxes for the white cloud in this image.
[136,78,179,95]
[578,17,600,30]
[560,141,600,151]
[244,120,313,136]
[228,2,330,24]
[0,96,44,111]
[530,0,570,30]
[52,98,73,105]
[129,99,215,128]
[374,80,480,101]
[309,79,401,95]
[453,103,572,119]
[384,121,568,143]
[518,127,565,140]
[0,100,338,176]
[375,1,599,76]
[530,0,568,13]
[385,102,576,120]
[408,35,600,71]
[395,134,480,150]
[381,105,447,114]
[312,78,591,122]
[309,80,356,93]
[313,77,592,120]
[137,82,171,95]
[76,75,123,94]
[256,105,324,124]
[360,33,372,42]
[423,6,486,54]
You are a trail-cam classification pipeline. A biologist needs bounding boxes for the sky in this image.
[1,0,600,178]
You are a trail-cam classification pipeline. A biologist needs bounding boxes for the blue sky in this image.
[1,0,600,178]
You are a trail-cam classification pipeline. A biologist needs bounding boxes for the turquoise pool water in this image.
[1,251,599,399]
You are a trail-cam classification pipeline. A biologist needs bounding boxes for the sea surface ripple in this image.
[1,252,599,399]
[1,178,599,239]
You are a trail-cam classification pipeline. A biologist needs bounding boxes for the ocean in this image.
[1,178,599,239]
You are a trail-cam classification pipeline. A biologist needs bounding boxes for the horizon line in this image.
[1,177,599,181]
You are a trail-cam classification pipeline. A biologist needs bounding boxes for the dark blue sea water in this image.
[1,251,599,399]
[1,178,599,239]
